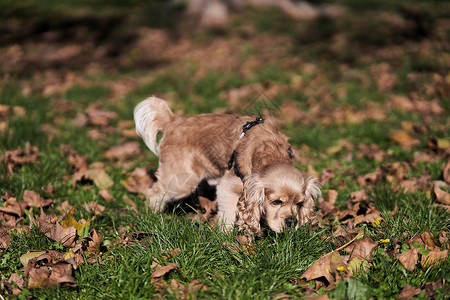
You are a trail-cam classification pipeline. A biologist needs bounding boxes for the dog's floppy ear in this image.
[298,176,320,225]
[236,173,265,233]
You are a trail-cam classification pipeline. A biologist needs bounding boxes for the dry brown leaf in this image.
[82,201,106,215]
[301,251,345,287]
[56,200,74,215]
[398,247,420,271]
[421,249,448,268]
[348,190,368,203]
[396,284,421,300]
[434,185,450,205]
[74,167,114,189]
[343,236,378,260]
[407,231,438,249]
[99,189,113,202]
[3,142,38,174]
[438,231,448,245]
[0,229,11,250]
[319,168,335,185]
[8,273,25,296]
[23,190,54,208]
[85,229,103,254]
[25,251,77,289]
[317,190,337,216]
[123,167,154,194]
[37,210,77,247]
[443,159,450,184]
[60,145,88,173]
[186,279,207,294]
[104,142,141,160]
[167,248,182,257]
[151,263,180,279]
[86,107,117,127]
[0,196,26,217]
[390,130,420,150]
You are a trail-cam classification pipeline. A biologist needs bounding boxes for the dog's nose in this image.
[284,216,297,228]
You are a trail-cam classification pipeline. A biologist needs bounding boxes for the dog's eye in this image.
[296,202,304,208]
[272,200,283,206]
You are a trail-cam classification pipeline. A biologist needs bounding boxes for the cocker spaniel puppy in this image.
[134,97,320,233]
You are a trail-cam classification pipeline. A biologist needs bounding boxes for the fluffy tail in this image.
[134,96,175,156]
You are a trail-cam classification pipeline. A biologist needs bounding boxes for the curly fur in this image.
[134,97,320,233]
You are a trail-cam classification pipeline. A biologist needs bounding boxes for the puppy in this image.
[134,97,320,233]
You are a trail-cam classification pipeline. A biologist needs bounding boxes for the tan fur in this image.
[134,97,320,233]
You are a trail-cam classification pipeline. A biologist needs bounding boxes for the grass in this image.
[1,0,450,298]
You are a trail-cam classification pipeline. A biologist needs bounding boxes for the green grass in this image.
[1,0,449,298]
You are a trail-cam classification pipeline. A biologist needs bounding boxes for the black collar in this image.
[228,118,264,181]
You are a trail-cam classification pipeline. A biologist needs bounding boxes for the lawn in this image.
[1,0,449,299]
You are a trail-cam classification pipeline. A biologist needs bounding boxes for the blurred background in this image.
[1,0,449,152]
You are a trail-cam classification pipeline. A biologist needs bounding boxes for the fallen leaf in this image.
[151,263,180,279]
[396,284,421,300]
[438,231,448,245]
[3,142,38,174]
[74,167,114,189]
[319,168,336,185]
[343,236,378,260]
[104,142,141,160]
[60,145,88,173]
[0,229,11,250]
[82,201,106,215]
[407,231,437,249]
[348,190,368,203]
[61,207,90,238]
[8,273,25,296]
[25,251,77,289]
[99,189,113,202]
[122,167,153,194]
[434,185,450,205]
[38,210,77,247]
[443,159,450,184]
[23,190,54,208]
[398,247,420,271]
[85,229,103,254]
[390,130,420,149]
[19,250,47,268]
[427,137,450,152]
[86,107,117,127]
[301,251,344,287]
[421,249,448,268]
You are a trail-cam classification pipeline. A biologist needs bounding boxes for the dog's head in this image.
[236,163,320,233]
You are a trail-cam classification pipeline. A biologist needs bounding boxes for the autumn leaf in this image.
[434,185,450,205]
[61,207,91,238]
[398,247,420,271]
[396,284,421,300]
[122,167,154,194]
[85,229,103,254]
[151,263,180,280]
[2,142,38,174]
[82,201,106,216]
[104,141,141,160]
[443,159,450,184]
[19,250,47,268]
[74,167,114,189]
[390,130,420,149]
[420,249,448,268]
[0,229,11,250]
[24,250,77,289]
[23,190,54,208]
[343,236,378,260]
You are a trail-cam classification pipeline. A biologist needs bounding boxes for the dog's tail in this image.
[134,96,175,156]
